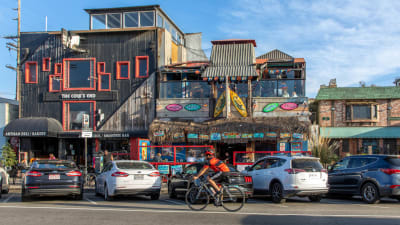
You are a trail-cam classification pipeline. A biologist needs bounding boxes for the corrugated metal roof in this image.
[316,87,400,100]
[257,49,293,60]
[320,127,400,138]
[202,43,257,78]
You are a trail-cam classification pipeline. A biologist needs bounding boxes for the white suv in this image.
[241,156,328,203]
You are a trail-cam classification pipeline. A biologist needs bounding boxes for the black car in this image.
[21,160,84,201]
[168,163,253,200]
[328,155,400,204]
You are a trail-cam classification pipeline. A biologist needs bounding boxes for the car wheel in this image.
[168,183,177,199]
[21,189,31,202]
[309,195,322,202]
[151,192,160,200]
[361,182,380,204]
[271,182,286,203]
[104,184,113,201]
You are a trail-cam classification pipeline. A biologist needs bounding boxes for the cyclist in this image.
[193,151,230,196]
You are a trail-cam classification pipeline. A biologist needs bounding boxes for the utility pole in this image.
[17,0,21,117]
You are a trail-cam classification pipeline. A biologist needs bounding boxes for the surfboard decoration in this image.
[280,102,298,110]
[184,103,201,111]
[214,92,226,117]
[165,104,183,112]
[263,103,279,113]
[230,90,248,117]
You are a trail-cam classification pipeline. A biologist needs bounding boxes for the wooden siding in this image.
[156,98,210,120]
[100,73,156,131]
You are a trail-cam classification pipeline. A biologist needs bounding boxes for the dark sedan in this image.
[168,163,253,200]
[328,155,400,204]
[21,160,83,201]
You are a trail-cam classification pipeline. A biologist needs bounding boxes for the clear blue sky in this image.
[1,0,399,99]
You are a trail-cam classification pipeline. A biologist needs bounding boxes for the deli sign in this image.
[5,131,47,137]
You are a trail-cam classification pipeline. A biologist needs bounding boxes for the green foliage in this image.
[309,133,340,167]
[1,143,18,167]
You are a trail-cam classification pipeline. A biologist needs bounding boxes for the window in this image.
[156,13,164,27]
[252,80,305,97]
[332,157,350,170]
[98,73,111,91]
[251,159,266,170]
[116,61,130,79]
[49,75,61,92]
[348,157,377,168]
[63,58,96,90]
[25,61,38,84]
[42,57,51,71]
[92,14,106,29]
[342,139,349,153]
[54,63,62,75]
[97,62,105,74]
[135,56,148,78]
[124,12,139,28]
[346,104,378,121]
[63,101,96,131]
[159,81,211,99]
[107,13,121,29]
[140,11,154,27]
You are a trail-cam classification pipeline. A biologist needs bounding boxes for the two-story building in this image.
[316,80,400,157]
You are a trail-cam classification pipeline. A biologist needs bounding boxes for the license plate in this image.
[134,174,144,180]
[49,174,60,180]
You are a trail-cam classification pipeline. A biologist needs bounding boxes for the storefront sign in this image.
[139,139,150,161]
[241,133,253,138]
[184,103,201,111]
[263,103,279,113]
[253,133,264,138]
[280,102,298,110]
[171,165,183,175]
[165,104,183,112]
[279,142,286,151]
[266,132,277,138]
[223,132,241,139]
[210,133,221,141]
[154,131,165,137]
[187,133,199,139]
[61,93,96,99]
[173,133,185,139]
[157,165,170,174]
[280,133,291,139]
[199,134,209,140]
[291,142,302,151]
[292,133,303,139]
[4,131,47,137]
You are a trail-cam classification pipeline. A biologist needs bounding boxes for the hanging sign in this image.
[280,133,291,139]
[291,142,302,151]
[280,102,298,110]
[263,103,279,113]
[266,132,277,138]
[166,104,183,112]
[199,134,209,140]
[154,131,165,137]
[173,133,185,139]
[157,165,170,174]
[210,133,221,141]
[223,132,241,139]
[241,133,253,138]
[253,133,264,138]
[187,133,199,139]
[292,133,303,139]
[184,103,202,111]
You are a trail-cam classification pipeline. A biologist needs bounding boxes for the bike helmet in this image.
[205,150,214,156]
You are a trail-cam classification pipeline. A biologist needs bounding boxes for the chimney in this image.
[328,79,337,88]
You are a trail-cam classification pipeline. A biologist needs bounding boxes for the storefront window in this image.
[100,139,129,160]
[148,147,174,162]
[252,80,304,97]
[64,58,96,90]
[175,147,206,163]
[361,139,379,154]
[64,101,95,131]
[159,81,210,98]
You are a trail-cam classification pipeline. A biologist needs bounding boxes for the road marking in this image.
[162,199,186,205]
[85,198,97,205]
[2,194,14,203]
[356,204,389,209]
[2,204,398,219]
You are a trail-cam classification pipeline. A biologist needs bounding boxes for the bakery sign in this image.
[61,93,96,100]
[5,131,47,137]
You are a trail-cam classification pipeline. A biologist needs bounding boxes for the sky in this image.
[1,0,399,99]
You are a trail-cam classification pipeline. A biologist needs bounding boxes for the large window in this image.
[159,81,211,99]
[91,13,121,29]
[63,101,96,131]
[139,11,154,27]
[63,58,96,90]
[135,56,148,78]
[25,61,38,84]
[107,13,121,29]
[346,104,378,121]
[92,14,106,29]
[124,12,139,28]
[252,80,305,97]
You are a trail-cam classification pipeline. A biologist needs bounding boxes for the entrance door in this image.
[218,143,246,164]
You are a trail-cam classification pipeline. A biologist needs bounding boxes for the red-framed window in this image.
[116,61,130,79]
[54,63,62,75]
[135,56,149,78]
[63,101,96,131]
[98,73,111,91]
[49,75,62,92]
[25,61,38,84]
[42,57,51,71]
[97,62,105,74]
[63,58,96,90]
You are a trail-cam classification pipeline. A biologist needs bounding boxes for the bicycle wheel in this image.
[221,186,245,212]
[185,186,210,211]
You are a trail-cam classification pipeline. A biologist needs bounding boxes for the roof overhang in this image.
[320,127,400,138]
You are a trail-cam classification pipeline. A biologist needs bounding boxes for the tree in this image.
[308,132,340,168]
[1,143,18,167]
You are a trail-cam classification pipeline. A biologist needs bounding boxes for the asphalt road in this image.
[1,191,399,225]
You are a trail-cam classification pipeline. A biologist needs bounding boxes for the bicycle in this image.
[185,176,245,212]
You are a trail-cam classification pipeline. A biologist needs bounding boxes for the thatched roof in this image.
[149,117,310,144]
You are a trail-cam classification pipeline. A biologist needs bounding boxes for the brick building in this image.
[316,81,400,157]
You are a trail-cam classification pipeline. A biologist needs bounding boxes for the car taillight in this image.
[285,168,306,174]
[244,176,252,183]
[148,172,160,177]
[111,171,129,177]
[321,169,327,173]
[390,185,400,189]
[66,171,82,176]
[26,171,43,177]
[381,168,400,175]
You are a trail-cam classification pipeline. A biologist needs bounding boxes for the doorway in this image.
[218,143,247,164]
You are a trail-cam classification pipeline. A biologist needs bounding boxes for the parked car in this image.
[168,163,253,200]
[21,160,83,201]
[241,156,328,203]
[328,155,400,204]
[0,166,10,194]
[95,160,161,200]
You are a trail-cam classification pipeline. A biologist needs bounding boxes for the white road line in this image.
[162,199,186,205]
[0,205,399,219]
[356,204,389,209]
[2,194,14,203]
[85,198,97,205]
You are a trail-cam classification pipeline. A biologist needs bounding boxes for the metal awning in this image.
[3,117,63,137]
[320,127,400,139]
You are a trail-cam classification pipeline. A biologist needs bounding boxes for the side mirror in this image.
[245,166,251,171]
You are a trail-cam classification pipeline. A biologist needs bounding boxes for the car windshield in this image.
[116,162,153,170]
[31,161,76,169]
[385,156,400,166]
[292,159,323,172]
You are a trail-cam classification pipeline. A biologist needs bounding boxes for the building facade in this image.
[0,98,18,157]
